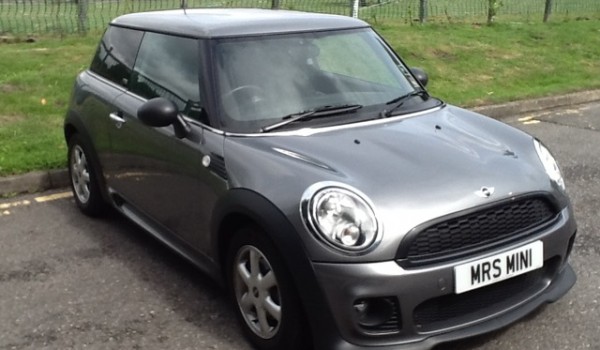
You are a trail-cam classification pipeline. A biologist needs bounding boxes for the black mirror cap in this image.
[138,97,179,127]
[410,67,429,87]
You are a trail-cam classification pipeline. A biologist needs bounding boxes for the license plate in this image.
[454,241,544,294]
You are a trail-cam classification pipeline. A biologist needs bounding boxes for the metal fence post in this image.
[543,0,553,22]
[350,0,359,18]
[272,0,280,9]
[419,0,428,23]
[487,0,497,25]
[77,0,89,34]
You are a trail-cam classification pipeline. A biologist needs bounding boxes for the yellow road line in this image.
[34,191,72,203]
[518,116,542,125]
[518,116,534,122]
[0,192,72,217]
[0,200,31,210]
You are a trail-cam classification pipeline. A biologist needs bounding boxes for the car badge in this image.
[475,187,495,198]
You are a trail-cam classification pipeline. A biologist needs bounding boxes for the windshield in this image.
[214,28,422,133]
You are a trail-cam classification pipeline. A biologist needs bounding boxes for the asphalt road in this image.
[1,102,599,350]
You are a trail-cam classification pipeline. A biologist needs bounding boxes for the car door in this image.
[104,32,227,251]
[81,26,143,169]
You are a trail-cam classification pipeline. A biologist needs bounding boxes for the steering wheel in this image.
[222,85,268,120]
[223,85,266,104]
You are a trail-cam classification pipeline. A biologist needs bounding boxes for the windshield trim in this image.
[221,104,446,138]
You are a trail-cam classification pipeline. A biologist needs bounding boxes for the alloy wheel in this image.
[70,144,91,204]
[233,245,282,339]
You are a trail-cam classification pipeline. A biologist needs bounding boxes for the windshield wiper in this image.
[260,104,363,132]
[380,90,429,118]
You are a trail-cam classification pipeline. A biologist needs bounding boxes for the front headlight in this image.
[534,139,565,191]
[301,183,380,254]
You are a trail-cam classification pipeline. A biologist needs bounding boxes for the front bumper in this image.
[311,207,577,350]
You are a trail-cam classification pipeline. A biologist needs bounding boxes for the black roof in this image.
[111,8,370,38]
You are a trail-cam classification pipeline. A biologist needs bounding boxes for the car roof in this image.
[110,8,370,38]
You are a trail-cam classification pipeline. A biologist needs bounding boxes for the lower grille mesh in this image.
[413,257,559,331]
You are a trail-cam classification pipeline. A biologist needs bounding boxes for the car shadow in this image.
[68,203,251,348]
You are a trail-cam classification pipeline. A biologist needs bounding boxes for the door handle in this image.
[109,112,126,128]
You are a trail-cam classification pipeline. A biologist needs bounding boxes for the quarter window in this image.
[90,26,143,88]
[130,32,205,122]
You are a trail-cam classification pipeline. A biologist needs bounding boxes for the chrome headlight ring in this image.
[301,182,381,255]
[534,139,566,191]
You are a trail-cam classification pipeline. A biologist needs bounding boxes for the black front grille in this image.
[413,257,559,332]
[399,196,558,265]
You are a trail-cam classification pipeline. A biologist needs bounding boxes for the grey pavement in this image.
[1,89,600,197]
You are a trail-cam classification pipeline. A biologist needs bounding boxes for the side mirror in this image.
[138,97,179,127]
[138,97,192,139]
[410,67,429,87]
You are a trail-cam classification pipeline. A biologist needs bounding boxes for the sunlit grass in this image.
[378,19,600,106]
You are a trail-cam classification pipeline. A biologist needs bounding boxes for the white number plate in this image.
[454,241,544,294]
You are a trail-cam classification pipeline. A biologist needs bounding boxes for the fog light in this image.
[353,297,400,333]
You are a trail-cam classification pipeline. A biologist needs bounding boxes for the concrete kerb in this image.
[1,89,600,197]
[0,169,70,197]
[471,89,600,119]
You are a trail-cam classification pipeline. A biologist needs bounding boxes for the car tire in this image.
[226,226,310,350]
[67,134,106,216]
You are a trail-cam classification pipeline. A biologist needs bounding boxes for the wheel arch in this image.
[211,188,341,349]
[64,123,78,144]
[64,113,111,204]
[211,189,304,274]
[64,110,87,143]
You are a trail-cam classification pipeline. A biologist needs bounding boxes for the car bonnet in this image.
[223,105,565,260]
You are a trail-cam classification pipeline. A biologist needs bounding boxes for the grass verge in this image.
[1,19,600,176]
[378,19,600,105]
[0,35,99,176]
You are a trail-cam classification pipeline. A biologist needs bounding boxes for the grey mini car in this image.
[64,8,577,350]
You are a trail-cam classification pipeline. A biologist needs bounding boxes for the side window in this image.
[90,26,143,87]
[129,32,205,123]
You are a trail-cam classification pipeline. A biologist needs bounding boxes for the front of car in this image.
[223,108,576,348]
[213,15,576,349]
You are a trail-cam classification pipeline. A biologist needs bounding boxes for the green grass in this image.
[380,19,600,105]
[1,19,600,176]
[0,35,98,175]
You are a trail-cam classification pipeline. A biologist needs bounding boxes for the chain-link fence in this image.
[1,0,599,35]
